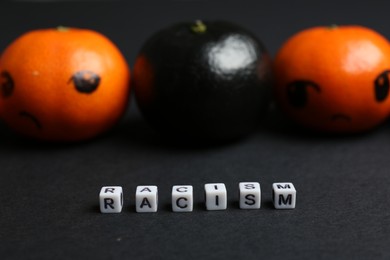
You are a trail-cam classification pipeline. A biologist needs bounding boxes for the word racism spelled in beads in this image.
[99,182,297,213]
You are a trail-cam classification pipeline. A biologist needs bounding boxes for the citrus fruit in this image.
[274,25,390,133]
[133,20,272,142]
[0,27,130,141]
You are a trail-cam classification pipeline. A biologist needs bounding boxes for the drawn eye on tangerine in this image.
[1,71,14,98]
[68,70,101,94]
[374,69,390,102]
[286,80,321,108]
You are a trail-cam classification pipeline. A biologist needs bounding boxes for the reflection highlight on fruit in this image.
[207,35,257,73]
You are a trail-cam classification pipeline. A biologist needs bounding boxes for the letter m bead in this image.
[272,182,296,209]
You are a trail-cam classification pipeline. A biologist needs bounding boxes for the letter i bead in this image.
[204,183,227,210]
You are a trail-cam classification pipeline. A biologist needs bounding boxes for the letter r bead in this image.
[272,182,296,209]
[99,186,123,213]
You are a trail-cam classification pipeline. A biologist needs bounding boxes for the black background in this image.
[1,0,390,259]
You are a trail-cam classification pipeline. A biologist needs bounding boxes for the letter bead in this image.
[172,185,193,212]
[99,186,123,213]
[136,185,158,213]
[272,182,296,209]
[205,183,227,210]
[239,182,261,209]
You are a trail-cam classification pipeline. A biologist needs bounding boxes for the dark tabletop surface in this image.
[1,0,390,259]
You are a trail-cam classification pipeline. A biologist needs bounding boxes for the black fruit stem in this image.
[328,24,338,30]
[191,20,207,34]
[57,26,69,32]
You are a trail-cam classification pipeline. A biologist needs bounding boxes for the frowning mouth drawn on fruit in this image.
[286,80,357,123]
[19,111,42,129]
[331,113,351,122]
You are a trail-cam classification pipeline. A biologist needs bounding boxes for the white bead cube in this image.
[99,186,123,213]
[172,185,193,212]
[239,182,261,209]
[272,182,296,209]
[205,183,227,210]
[136,185,158,213]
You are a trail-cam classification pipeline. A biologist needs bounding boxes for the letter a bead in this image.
[136,185,158,213]
[99,186,123,213]
[272,182,296,209]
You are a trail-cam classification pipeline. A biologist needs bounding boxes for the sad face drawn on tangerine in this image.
[274,25,390,133]
[285,69,390,121]
[0,27,130,141]
[1,70,104,130]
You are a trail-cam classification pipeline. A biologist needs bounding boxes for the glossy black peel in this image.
[133,21,273,142]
